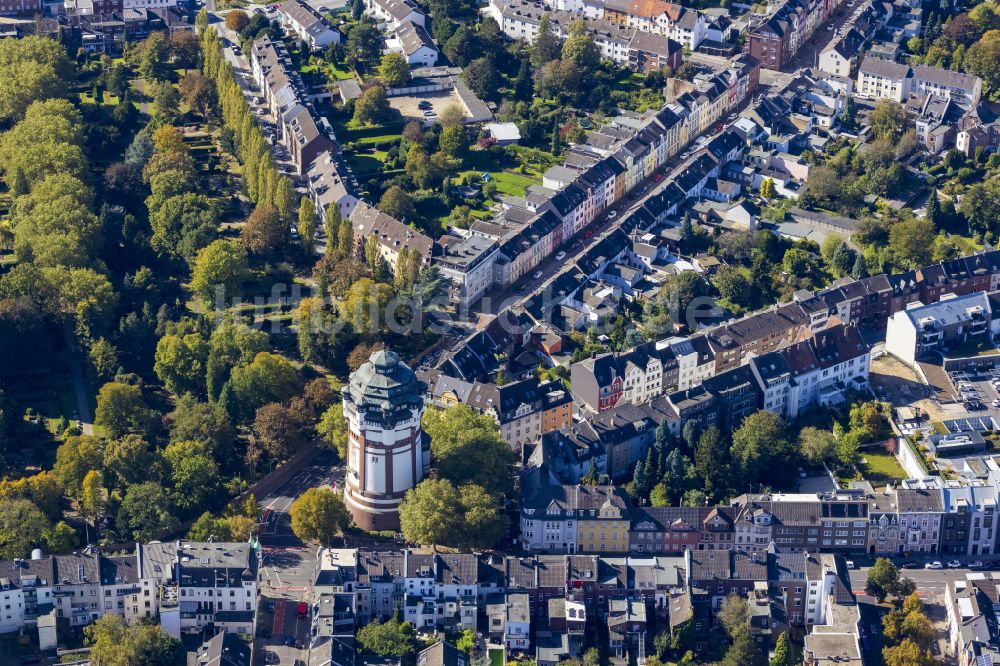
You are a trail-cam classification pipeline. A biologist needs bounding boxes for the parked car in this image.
[533,271,543,279]
[284,635,295,647]
[970,560,985,569]
[297,603,308,619]
[417,100,432,110]
[924,561,943,569]
[947,560,962,568]
[846,560,856,570]
[607,210,618,219]
[266,601,276,612]
[555,251,566,261]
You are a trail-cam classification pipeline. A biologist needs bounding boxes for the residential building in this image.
[468,377,573,450]
[884,291,993,368]
[278,0,340,50]
[350,201,434,275]
[946,574,1000,666]
[520,485,631,554]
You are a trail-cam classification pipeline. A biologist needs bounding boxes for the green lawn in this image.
[858,451,908,485]
[488,649,504,666]
[458,169,539,198]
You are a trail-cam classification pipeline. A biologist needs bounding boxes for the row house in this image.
[277,0,340,50]
[249,36,336,174]
[350,202,434,276]
[530,397,677,483]
[307,151,360,226]
[467,376,573,450]
[520,485,631,554]
[733,492,871,554]
[748,324,871,419]
[630,506,738,554]
[856,55,983,107]
[945,574,1000,666]
[363,0,425,31]
[869,488,944,555]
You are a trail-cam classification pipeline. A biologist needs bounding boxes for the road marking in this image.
[273,600,286,636]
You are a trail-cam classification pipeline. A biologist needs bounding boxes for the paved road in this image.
[65,326,94,435]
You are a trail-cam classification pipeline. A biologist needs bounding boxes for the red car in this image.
[297,603,308,619]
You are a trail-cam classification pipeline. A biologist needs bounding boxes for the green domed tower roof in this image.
[345,349,425,427]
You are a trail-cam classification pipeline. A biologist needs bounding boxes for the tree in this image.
[227,352,301,421]
[531,13,562,67]
[225,9,250,32]
[731,411,798,488]
[103,435,158,490]
[457,482,508,549]
[438,103,466,128]
[117,482,178,542]
[562,27,600,72]
[883,639,935,666]
[463,57,500,101]
[242,203,286,255]
[378,185,416,221]
[0,99,87,191]
[150,193,217,260]
[170,30,200,68]
[959,179,1000,237]
[298,197,317,254]
[89,338,119,381]
[889,216,936,269]
[760,177,776,199]
[399,478,462,546]
[353,84,390,125]
[289,487,350,544]
[345,21,383,72]
[154,331,208,396]
[0,37,71,121]
[10,173,99,269]
[152,81,180,124]
[718,594,749,638]
[799,427,837,466]
[713,265,751,305]
[871,99,906,140]
[139,32,172,83]
[253,403,308,459]
[43,521,78,553]
[53,435,103,497]
[0,498,50,559]
[357,615,417,658]
[439,125,467,159]
[422,405,514,496]
[191,239,249,308]
[85,615,184,666]
[95,382,155,440]
[866,558,900,602]
[80,470,108,524]
[720,625,764,666]
[163,440,219,512]
[965,33,1000,94]
[179,71,216,117]
[378,51,411,87]
[694,426,730,496]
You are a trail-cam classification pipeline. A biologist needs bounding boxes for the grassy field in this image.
[488,649,504,666]
[858,450,908,485]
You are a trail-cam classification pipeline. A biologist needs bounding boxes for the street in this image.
[253,450,344,665]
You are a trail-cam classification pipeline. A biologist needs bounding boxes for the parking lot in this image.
[949,369,1000,410]
[388,90,468,124]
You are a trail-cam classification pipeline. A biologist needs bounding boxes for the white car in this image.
[947,560,962,568]
[969,560,985,569]
[607,210,618,219]
[533,271,543,279]
[555,251,566,261]
[992,399,1000,407]
[925,561,943,569]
